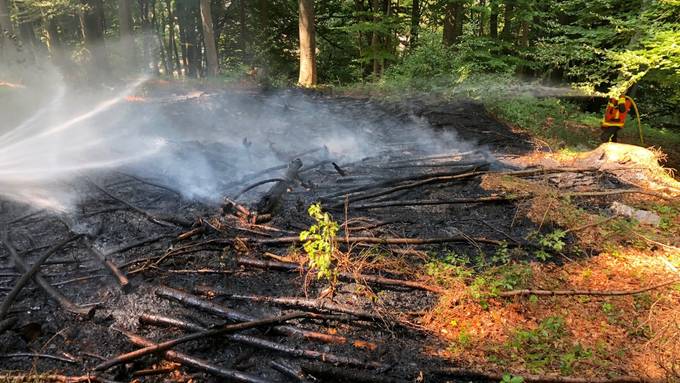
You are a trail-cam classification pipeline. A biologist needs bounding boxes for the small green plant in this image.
[531,229,567,261]
[501,374,524,383]
[491,241,511,264]
[299,203,339,281]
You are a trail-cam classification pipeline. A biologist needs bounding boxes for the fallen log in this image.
[140,314,386,369]
[0,234,81,320]
[255,158,303,214]
[349,196,517,210]
[95,312,311,371]
[237,258,445,294]
[194,290,390,322]
[155,286,354,345]
[250,235,508,247]
[499,278,680,298]
[319,164,487,201]
[117,328,273,383]
[432,368,644,383]
[0,231,93,318]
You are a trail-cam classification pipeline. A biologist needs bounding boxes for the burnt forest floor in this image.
[0,85,679,383]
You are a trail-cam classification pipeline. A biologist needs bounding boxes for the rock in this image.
[610,201,661,226]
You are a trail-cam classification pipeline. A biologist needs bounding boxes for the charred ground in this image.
[0,89,677,383]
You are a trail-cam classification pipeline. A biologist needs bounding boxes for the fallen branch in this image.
[117,328,273,383]
[269,360,311,383]
[155,286,355,345]
[238,258,445,294]
[235,178,287,199]
[0,231,93,318]
[251,235,508,247]
[140,314,386,369]
[86,177,179,228]
[95,312,312,371]
[499,278,680,297]
[0,352,77,364]
[432,368,644,383]
[86,243,130,293]
[349,196,517,209]
[0,374,111,383]
[0,234,81,320]
[195,290,390,322]
[255,159,303,214]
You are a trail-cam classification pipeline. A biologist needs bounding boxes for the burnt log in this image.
[255,158,303,214]
[140,314,386,369]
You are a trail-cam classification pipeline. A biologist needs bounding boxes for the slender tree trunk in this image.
[118,0,136,67]
[298,0,316,86]
[165,0,181,73]
[0,0,13,37]
[410,0,419,46]
[80,0,110,73]
[153,0,170,75]
[443,1,463,46]
[45,17,65,67]
[478,0,486,36]
[199,0,218,76]
[489,0,498,38]
[239,0,248,63]
[370,0,380,76]
[501,0,514,41]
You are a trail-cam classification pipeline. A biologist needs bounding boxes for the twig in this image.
[0,352,77,364]
[155,286,356,345]
[251,235,509,247]
[95,312,312,371]
[196,290,389,322]
[0,231,93,318]
[140,314,385,369]
[234,178,287,199]
[238,258,445,294]
[51,274,107,287]
[116,329,273,383]
[270,360,312,383]
[0,234,81,320]
[0,374,111,383]
[85,243,130,292]
[86,177,177,227]
[348,196,517,209]
[499,278,680,297]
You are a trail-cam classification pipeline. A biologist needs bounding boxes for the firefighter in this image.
[600,95,633,143]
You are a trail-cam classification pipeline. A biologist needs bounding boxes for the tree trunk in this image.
[478,0,486,36]
[45,17,65,67]
[80,0,110,73]
[239,0,248,63]
[443,1,463,46]
[410,0,419,46]
[153,0,171,75]
[0,0,13,37]
[370,0,380,76]
[501,0,514,41]
[489,0,498,38]
[298,0,316,86]
[199,0,218,76]
[118,0,136,67]
[165,0,181,73]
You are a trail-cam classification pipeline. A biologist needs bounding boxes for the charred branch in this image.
[255,159,303,215]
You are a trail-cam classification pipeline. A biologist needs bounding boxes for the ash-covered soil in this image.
[0,89,609,382]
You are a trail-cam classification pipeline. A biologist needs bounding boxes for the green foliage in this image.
[529,229,567,261]
[425,251,472,286]
[506,316,592,374]
[469,263,533,307]
[501,374,525,383]
[299,203,339,281]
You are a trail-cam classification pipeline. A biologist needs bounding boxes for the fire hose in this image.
[625,95,644,145]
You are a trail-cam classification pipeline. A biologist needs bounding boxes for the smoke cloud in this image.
[0,63,483,211]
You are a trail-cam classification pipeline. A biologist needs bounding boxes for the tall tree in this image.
[118,0,136,66]
[165,0,181,73]
[489,0,498,38]
[298,0,316,86]
[411,0,420,45]
[501,0,514,41]
[199,0,217,76]
[0,0,13,37]
[79,0,110,73]
[443,0,464,46]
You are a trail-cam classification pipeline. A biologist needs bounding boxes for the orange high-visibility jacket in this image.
[602,96,632,128]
